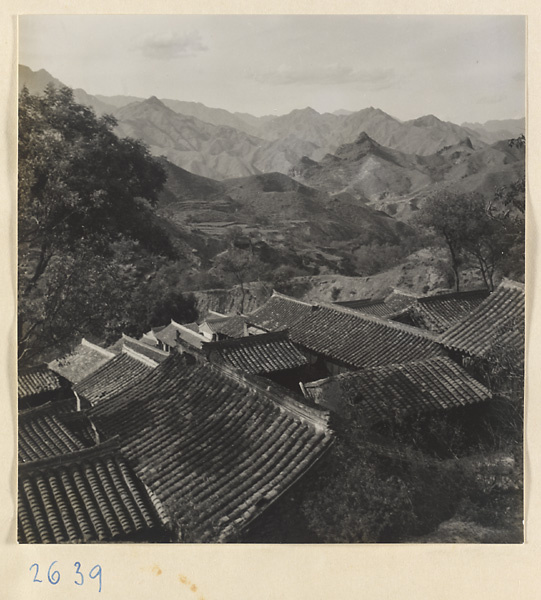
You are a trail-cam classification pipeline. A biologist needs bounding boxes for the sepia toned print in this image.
[17,15,524,544]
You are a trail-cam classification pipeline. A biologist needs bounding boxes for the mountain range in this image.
[19,65,525,182]
[157,160,408,256]
[18,64,526,294]
[289,131,524,219]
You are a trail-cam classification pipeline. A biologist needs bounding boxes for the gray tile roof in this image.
[304,356,491,424]
[90,353,332,542]
[203,331,308,374]
[438,280,525,358]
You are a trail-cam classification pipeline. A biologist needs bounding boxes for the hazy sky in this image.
[19,15,525,124]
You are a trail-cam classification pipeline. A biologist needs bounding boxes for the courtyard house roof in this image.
[18,402,165,544]
[438,279,525,358]
[18,364,69,403]
[289,302,443,369]
[247,291,317,332]
[90,352,332,542]
[48,338,115,384]
[203,330,309,375]
[75,351,156,406]
[303,356,491,424]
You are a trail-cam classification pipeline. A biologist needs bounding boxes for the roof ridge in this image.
[416,288,490,303]
[122,346,159,368]
[171,350,330,431]
[203,330,289,350]
[18,436,121,475]
[81,338,116,359]
[389,288,422,299]
[335,297,387,307]
[18,398,76,419]
[269,290,317,308]
[499,278,525,291]
[316,301,438,340]
[204,310,229,320]
[122,333,169,356]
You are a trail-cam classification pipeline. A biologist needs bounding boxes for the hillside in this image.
[19,65,524,183]
[461,118,525,144]
[18,65,117,116]
[156,162,414,278]
[160,164,406,240]
[18,64,525,310]
[290,132,433,201]
[290,132,525,219]
[246,106,490,157]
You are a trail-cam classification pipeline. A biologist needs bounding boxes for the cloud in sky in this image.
[477,93,506,105]
[136,30,208,59]
[18,15,525,122]
[250,64,397,89]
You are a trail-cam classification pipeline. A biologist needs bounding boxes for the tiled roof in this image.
[334,289,488,331]
[90,353,332,542]
[18,441,163,544]
[334,298,394,318]
[18,401,93,463]
[335,290,419,318]
[18,365,68,400]
[201,314,247,338]
[49,339,115,384]
[181,321,200,333]
[120,335,170,363]
[246,292,317,332]
[438,280,525,357]
[304,356,491,424]
[18,402,166,544]
[289,302,443,369]
[408,289,490,333]
[155,320,206,350]
[154,323,179,347]
[75,352,155,406]
[203,331,308,375]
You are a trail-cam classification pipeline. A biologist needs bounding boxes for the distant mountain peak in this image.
[145,95,166,107]
[354,131,378,145]
[412,114,444,127]
[290,106,320,116]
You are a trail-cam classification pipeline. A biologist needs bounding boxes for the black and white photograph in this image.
[17,14,525,545]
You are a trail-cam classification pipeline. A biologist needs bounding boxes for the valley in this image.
[16,13,526,553]
[18,63,525,312]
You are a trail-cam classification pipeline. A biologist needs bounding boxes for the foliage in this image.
[19,247,130,361]
[19,85,166,257]
[212,247,270,313]
[125,261,199,336]
[18,85,169,364]
[298,415,474,542]
[414,189,524,290]
[352,236,424,276]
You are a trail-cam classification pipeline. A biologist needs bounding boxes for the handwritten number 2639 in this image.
[29,562,102,592]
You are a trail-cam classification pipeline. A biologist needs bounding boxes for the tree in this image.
[125,260,199,335]
[297,413,473,542]
[18,247,134,362]
[414,191,468,291]
[416,190,523,291]
[18,85,167,364]
[19,85,165,266]
[212,248,269,313]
